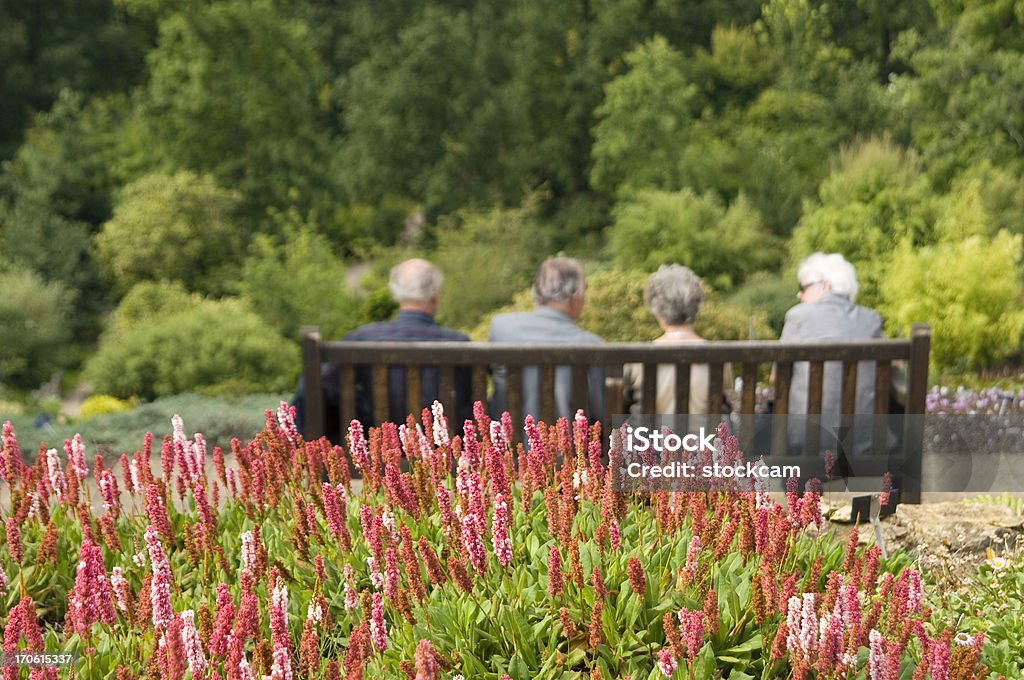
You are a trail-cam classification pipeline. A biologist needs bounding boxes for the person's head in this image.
[389,258,444,314]
[644,264,704,327]
[532,257,587,320]
[796,252,859,303]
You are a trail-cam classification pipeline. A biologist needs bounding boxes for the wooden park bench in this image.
[300,324,931,503]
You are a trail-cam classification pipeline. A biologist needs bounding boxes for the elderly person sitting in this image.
[779,252,889,455]
[623,264,733,414]
[781,252,883,416]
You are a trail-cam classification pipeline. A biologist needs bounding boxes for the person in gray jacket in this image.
[488,257,605,421]
[781,252,884,454]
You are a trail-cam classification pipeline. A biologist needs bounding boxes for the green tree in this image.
[239,223,360,341]
[337,5,531,216]
[0,91,127,351]
[94,171,243,296]
[893,1,1024,185]
[0,267,73,389]
[590,36,699,195]
[122,0,339,219]
[431,200,551,331]
[0,0,151,159]
[607,188,780,291]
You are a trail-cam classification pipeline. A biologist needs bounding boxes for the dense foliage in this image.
[0,407,997,678]
[4,0,1024,394]
[84,299,298,400]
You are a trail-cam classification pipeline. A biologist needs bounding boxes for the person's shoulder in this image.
[575,327,604,343]
[435,326,470,341]
[781,303,811,330]
[343,322,387,341]
[490,310,537,324]
[784,302,814,321]
[856,304,883,331]
[488,311,537,335]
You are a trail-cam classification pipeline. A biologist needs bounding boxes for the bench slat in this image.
[406,367,421,420]
[539,365,555,424]
[570,365,587,417]
[372,364,388,424]
[674,363,690,414]
[472,366,488,411]
[642,362,657,413]
[741,363,757,415]
[439,365,454,417]
[340,364,356,430]
[508,366,522,441]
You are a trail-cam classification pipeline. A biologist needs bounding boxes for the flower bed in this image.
[0,405,993,679]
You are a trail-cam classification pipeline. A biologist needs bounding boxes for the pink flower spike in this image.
[370,592,388,652]
[269,574,290,653]
[277,401,299,444]
[145,525,174,630]
[5,518,22,563]
[491,493,513,568]
[657,648,677,677]
[180,610,208,675]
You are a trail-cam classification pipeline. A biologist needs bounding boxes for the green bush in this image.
[607,188,780,292]
[432,200,550,331]
[727,273,793,337]
[239,226,360,341]
[0,267,73,389]
[106,280,200,334]
[879,232,1024,370]
[84,298,299,400]
[94,171,244,296]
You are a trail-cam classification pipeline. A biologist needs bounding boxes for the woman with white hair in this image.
[781,252,885,451]
[623,264,733,414]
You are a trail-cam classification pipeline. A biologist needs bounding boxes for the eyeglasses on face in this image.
[798,280,824,294]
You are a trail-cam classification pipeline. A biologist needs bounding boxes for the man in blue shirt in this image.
[294,258,470,441]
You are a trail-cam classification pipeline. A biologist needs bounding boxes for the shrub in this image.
[607,188,780,292]
[105,280,200,335]
[879,232,1024,370]
[78,394,134,420]
[239,226,360,341]
[0,267,73,390]
[727,273,793,337]
[94,171,243,296]
[84,298,299,400]
[432,201,550,331]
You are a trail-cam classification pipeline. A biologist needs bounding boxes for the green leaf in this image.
[723,634,762,654]
[692,642,717,677]
[509,654,529,679]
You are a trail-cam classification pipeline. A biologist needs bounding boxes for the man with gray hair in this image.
[488,256,605,420]
[780,252,886,455]
[293,258,470,440]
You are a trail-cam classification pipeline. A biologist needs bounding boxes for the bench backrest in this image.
[300,324,931,501]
